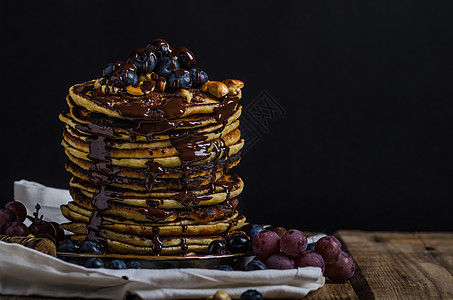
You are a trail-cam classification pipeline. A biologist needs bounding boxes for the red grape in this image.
[314,236,342,264]
[325,251,355,282]
[266,253,296,270]
[5,201,27,222]
[280,229,307,257]
[50,222,65,242]
[29,220,57,240]
[252,230,280,259]
[5,221,29,236]
[0,208,18,234]
[294,251,325,273]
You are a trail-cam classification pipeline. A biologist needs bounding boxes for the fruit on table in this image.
[126,261,143,269]
[227,232,251,254]
[314,236,342,264]
[208,239,228,255]
[80,241,103,254]
[252,230,280,259]
[85,257,105,268]
[5,201,27,222]
[244,224,265,240]
[0,208,18,234]
[266,253,296,270]
[212,265,234,271]
[325,251,356,282]
[294,251,325,273]
[280,229,307,257]
[240,289,264,300]
[57,239,80,252]
[5,221,29,236]
[108,259,127,269]
[245,260,267,271]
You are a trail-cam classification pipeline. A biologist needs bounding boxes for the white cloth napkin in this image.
[2,180,325,299]
[14,179,71,225]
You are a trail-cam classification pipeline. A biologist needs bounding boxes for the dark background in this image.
[1,1,452,232]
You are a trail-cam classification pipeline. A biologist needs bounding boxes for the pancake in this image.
[59,39,247,256]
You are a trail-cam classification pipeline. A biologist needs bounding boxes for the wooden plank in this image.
[337,230,453,300]
[305,281,358,300]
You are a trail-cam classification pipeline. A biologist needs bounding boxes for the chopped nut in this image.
[156,78,166,92]
[180,89,193,103]
[201,81,229,98]
[126,85,144,96]
[100,85,120,94]
[206,290,231,300]
[94,79,102,89]
[222,79,244,96]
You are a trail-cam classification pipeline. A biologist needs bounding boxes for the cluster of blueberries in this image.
[101,38,209,90]
[58,239,143,269]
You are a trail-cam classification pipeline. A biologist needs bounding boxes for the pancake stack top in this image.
[59,39,246,255]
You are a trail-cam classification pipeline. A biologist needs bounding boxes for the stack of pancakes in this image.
[59,78,246,255]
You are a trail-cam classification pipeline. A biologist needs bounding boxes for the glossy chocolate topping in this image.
[64,39,243,255]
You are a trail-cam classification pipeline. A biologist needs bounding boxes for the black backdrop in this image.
[1,1,452,232]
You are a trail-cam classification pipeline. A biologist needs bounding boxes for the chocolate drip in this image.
[182,225,188,233]
[142,201,171,222]
[152,226,163,255]
[180,237,188,252]
[214,97,240,125]
[145,160,164,191]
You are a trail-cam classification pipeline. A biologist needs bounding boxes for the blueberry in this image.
[57,239,79,252]
[174,46,196,69]
[246,260,267,271]
[307,242,316,252]
[208,239,228,255]
[128,48,156,74]
[108,259,127,269]
[80,241,102,254]
[124,70,138,86]
[240,289,264,300]
[212,265,233,271]
[102,63,115,77]
[126,261,143,269]
[147,39,172,60]
[85,257,105,268]
[168,69,192,90]
[189,68,209,88]
[246,224,265,240]
[227,232,251,254]
[156,57,179,78]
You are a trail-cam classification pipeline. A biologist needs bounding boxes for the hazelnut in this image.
[201,81,229,98]
[222,79,244,96]
[206,290,232,300]
[94,79,102,89]
[180,89,193,103]
[156,78,166,92]
[126,85,144,96]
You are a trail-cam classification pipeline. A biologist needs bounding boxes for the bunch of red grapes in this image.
[253,229,355,282]
[0,201,64,244]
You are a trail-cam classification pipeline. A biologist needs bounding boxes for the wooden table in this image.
[306,230,453,299]
[2,231,452,300]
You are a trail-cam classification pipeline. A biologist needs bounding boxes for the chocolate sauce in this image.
[144,160,164,191]
[71,58,242,253]
[180,237,188,252]
[152,226,163,255]
[173,46,196,68]
[214,97,240,125]
[142,201,171,222]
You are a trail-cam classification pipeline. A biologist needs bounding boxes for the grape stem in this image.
[26,203,44,222]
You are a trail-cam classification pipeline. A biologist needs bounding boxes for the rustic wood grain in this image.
[305,281,358,300]
[337,230,453,300]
